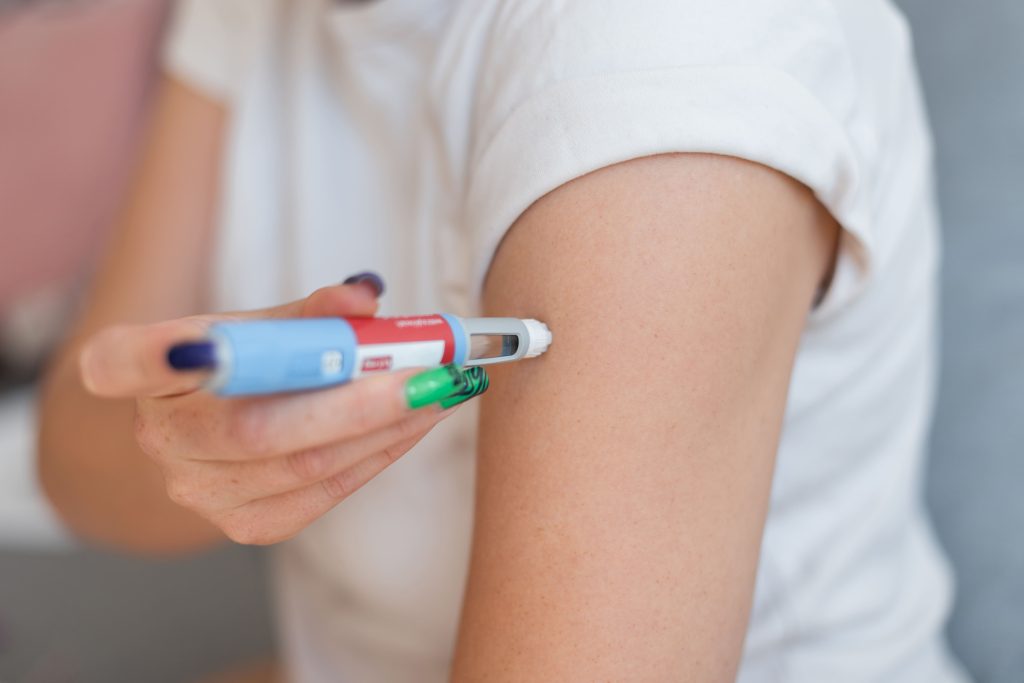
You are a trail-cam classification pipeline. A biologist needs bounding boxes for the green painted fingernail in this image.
[438,366,489,409]
[405,364,466,409]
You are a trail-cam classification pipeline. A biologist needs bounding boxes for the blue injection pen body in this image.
[196,314,551,397]
[209,318,361,396]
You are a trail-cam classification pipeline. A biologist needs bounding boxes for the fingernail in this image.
[167,341,217,371]
[342,271,385,297]
[438,366,489,409]
[405,364,466,409]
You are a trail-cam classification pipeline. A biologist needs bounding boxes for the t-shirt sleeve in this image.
[161,0,257,103]
[464,0,875,314]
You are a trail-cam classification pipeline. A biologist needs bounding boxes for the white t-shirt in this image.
[165,1,971,681]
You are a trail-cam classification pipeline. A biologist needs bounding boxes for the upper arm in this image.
[453,153,839,680]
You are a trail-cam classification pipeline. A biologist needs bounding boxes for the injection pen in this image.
[167,314,552,397]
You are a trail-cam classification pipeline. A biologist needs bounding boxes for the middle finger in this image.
[199,365,474,460]
[200,405,453,508]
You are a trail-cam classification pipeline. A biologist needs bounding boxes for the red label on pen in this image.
[349,315,455,364]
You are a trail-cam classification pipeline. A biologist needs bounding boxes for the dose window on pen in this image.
[469,334,519,361]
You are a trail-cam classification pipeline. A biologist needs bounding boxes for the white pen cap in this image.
[521,318,553,358]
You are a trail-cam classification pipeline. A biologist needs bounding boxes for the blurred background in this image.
[0,0,1020,681]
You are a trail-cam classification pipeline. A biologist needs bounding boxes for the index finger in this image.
[79,318,213,398]
[78,282,382,399]
[210,365,475,460]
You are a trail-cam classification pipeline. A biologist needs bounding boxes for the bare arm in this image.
[39,75,476,555]
[452,154,838,680]
[39,76,227,553]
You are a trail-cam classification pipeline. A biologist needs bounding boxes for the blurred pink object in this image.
[0,0,168,315]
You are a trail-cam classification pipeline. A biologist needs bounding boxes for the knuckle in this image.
[222,524,255,546]
[395,415,421,442]
[218,517,269,546]
[227,527,259,545]
[321,472,353,501]
[382,442,406,465]
[286,448,329,482]
[400,409,437,442]
[164,477,199,509]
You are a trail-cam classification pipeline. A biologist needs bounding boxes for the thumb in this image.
[80,275,384,399]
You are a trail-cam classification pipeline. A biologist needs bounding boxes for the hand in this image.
[77,276,487,545]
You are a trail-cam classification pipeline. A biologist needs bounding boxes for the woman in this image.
[39,0,970,680]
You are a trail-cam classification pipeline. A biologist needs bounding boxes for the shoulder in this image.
[463,0,872,179]
[467,0,893,154]
[460,1,870,279]
[452,0,937,316]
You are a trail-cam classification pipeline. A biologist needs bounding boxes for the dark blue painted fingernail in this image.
[342,271,385,297]
[167,341,218,371]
